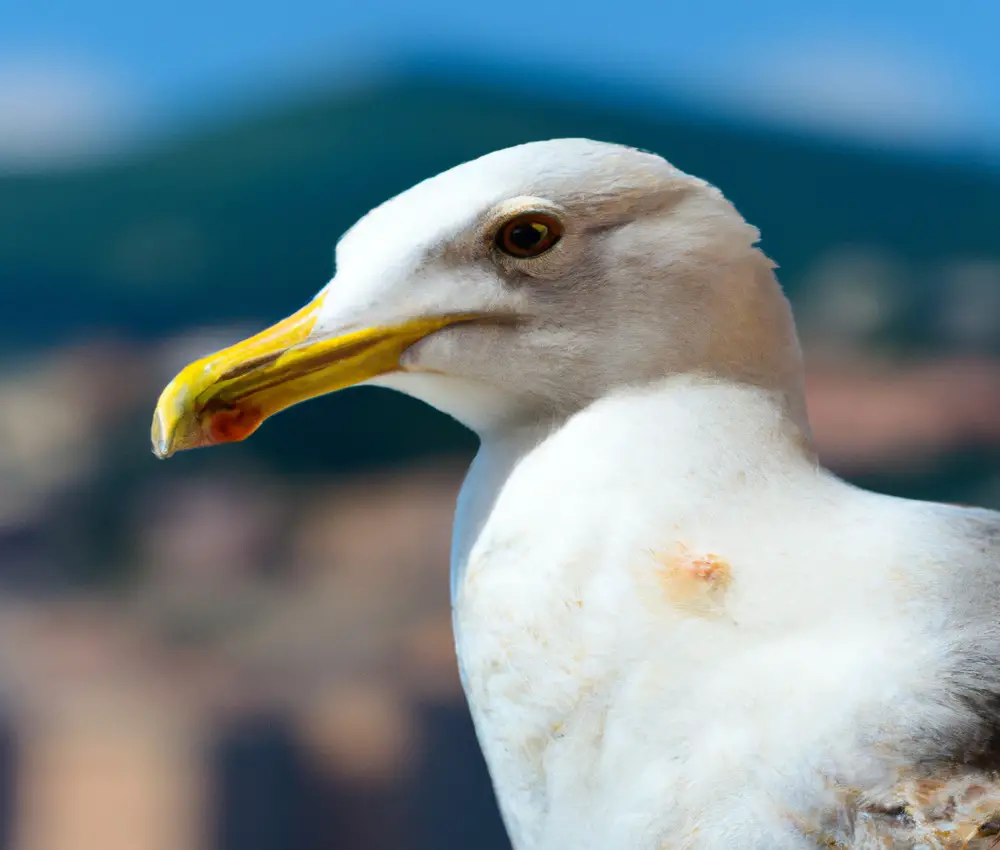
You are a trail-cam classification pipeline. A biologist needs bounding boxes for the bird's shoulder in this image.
[822,496,1000,847]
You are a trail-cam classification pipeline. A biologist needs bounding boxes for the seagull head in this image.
[152,138,804,457]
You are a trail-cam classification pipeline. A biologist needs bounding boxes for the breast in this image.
[452,523,754,848]
[445,394,950,847]
[451,502,953,850]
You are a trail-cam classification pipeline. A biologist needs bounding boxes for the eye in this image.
[495,212,563,258]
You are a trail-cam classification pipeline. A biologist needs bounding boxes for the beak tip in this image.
[151,443,173,460]
[150,406,178,460]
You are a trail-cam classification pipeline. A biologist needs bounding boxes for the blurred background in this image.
[2,1,1000,848]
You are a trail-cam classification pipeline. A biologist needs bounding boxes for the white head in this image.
[152,139,806,455]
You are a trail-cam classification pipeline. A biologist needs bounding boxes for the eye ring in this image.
[495,212,564,259]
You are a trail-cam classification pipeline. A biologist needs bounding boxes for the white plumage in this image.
[154,139,1000,848]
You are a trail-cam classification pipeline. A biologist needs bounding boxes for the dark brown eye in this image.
[495,213,563,258]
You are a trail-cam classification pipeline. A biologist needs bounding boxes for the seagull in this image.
[151,139,1000,849]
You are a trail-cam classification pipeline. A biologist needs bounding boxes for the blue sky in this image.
[2,0,998,169]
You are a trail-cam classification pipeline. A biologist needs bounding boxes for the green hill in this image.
[3,63,999,350]
[3,60,1000,479]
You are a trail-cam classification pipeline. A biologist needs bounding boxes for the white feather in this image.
[313,139,1000,848]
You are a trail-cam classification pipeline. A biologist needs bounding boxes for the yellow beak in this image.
[151,292,484,459]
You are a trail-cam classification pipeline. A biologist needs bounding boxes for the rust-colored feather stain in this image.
[652,544,733,614]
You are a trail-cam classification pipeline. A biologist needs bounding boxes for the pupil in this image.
[509,223,544,250]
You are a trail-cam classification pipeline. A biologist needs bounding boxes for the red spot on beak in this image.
[208,405,264,445]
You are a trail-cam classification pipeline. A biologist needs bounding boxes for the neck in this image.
[450,417,554,598]
[450,374,817,599]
